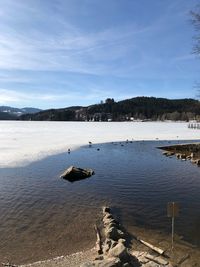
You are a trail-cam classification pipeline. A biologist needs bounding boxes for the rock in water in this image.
[60,166,95,182]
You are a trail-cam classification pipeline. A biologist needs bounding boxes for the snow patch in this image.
[0,121,199,168]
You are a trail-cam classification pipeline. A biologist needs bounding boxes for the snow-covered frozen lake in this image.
[0,121,200,168]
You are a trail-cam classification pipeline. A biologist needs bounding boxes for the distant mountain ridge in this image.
[0,106,41,120]
[20,97,200,122]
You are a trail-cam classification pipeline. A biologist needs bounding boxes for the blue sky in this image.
[0,0,199,109]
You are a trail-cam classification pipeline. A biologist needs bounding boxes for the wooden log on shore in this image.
[137,238,165,255]
[94,224,102,255]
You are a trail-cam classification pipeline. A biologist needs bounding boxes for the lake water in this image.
[0,140,200,264]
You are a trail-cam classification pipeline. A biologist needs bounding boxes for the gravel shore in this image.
[20,248,96,267]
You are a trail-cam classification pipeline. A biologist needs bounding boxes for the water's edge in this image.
[0,140,200,264]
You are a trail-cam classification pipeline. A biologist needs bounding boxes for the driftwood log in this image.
[94,224,102,255]
[137,238,165,255]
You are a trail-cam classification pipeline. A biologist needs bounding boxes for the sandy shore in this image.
[128,225,200,267]
[19,248,97,267]
[18,223,200,267]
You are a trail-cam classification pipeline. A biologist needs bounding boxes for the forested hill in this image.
[0,106,41,120]
[19,97,200,121]
[0,111,17,120]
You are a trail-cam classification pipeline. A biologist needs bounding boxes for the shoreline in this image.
[1,139,199,265]
[1,121,200,265]
[19,247,97,267]
[2,200,199,266]
[2,138,200,169]
[1,121,200,168]
[18,212,200,267]
[160,142,200,168]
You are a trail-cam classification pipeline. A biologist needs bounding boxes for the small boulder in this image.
[118,238,126,244]
[163,151,174,157]
[196,159,200,166]
[103,243,110,254]
[106,222,119,229]
[108,242,129,262]
[180,154,186,159]
[105,227,125,241]
[94,255,104,261]
[103,238,118,254]
[103,238,112,254]
[94,257,121,267]
[103,218,118,225]
[103,213,114,220]
[191,158,197,164]
[103,207,111,213]
[191,158,200,165]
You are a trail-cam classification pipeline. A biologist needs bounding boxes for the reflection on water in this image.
[0,140,200,264]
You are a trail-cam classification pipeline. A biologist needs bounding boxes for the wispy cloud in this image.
[0,89,63,104]
[0,86,136,107]
[0,25,151,75]
[0,87,104,103]
[0,0,199,107]
[0,0,165,76]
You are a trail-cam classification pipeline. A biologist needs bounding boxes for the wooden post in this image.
[171,212,174,250]
[167,202,179,251]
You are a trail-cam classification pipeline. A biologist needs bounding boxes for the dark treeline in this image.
[0,112,17,120]
[20,97,200,121]
[20,106,81,121]
[0,106,41,120]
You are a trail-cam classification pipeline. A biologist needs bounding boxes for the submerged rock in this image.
[162,151,175,157]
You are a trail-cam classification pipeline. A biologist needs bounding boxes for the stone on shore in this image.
[107,242,129,262]
[160,143,200,170]
[103,213,114,220]
[81,206,174,267]
[162,151,174,157]
[105,226,125,241]
[81,257,121,267]
[103,207,111,214]
[103,218,118,226]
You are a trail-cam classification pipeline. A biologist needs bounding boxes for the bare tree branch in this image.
[191,5,200,55]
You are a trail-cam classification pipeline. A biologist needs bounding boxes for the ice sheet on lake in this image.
[0,121,199,168]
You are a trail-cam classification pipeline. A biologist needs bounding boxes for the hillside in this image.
[0,106,41,117]
[19,97,200,122]
[0,111,18,120]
